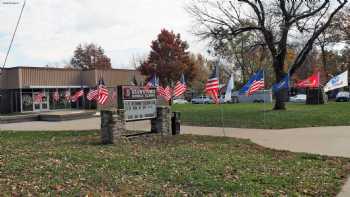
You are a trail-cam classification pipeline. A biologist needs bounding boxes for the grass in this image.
[0,130,350,196]
[172,102,350,129]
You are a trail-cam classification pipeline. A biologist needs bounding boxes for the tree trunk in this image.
[273,60,287,110]
[274,89,287,110]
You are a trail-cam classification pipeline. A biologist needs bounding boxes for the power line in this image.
[2,0,26,70]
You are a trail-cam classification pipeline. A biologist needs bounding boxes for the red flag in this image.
[53,90,60,102]
[174,74,187,97]
[296,72,320,88]
[65,90,71,102]
[34,92,44,103]
[157,86,172,101]
[87,89,99,101]
[71,89,84,102]
[97,85,109,105]
[205,66,219,104]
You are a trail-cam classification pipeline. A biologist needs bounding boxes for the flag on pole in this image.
[240,70,264,96]
[205,66,220,104]
[65,90,71,102]
[34,92,44,103]
[145,75,159,89]
[272,74,290,93]
[87,88,99,101]
[224,74,234,102]
[97,79,109,105]
[71,89,84,102]
[324,71,348,92]
[157,86,172,101]
[296,71,320,88]
[53,89,60,102]
[174,73,187,97]
[164,86,172,101]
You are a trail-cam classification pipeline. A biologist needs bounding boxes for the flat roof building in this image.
[0,67,143,114]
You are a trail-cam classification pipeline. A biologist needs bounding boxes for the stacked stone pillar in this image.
[100,109,126,144]
[151,106,172,135]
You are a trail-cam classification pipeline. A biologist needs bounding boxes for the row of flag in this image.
[34,80,112,105]
[144,73,187,101]
[203,66,349,104]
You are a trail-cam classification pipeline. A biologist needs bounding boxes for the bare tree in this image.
[187,0,348,110]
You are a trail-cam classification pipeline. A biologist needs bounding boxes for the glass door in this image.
[33,91,50,112]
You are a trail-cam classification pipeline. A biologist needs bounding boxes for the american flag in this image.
[87,88,99,101]
[205,66,219,104]
[174,74,187,97]
[247,70,265,96]
[34,92,45,103]
[157,86,172,101]
[145,75,159,89]
[111,90,117,101]
[97,80,109,105]
[65,90,71,101]
[53,90,60,102]
[71,89,84,102]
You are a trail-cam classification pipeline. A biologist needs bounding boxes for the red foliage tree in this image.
[138,29,197,86]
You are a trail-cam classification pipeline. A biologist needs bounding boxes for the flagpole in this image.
[263,69,266,129]
[218,59,226,137]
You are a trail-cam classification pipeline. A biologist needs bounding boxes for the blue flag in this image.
[272,75,289,93]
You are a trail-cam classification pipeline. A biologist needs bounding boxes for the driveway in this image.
[1,118,350,196]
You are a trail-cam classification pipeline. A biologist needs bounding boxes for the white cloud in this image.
[0,0,206,68]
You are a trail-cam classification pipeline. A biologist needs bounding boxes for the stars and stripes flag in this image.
[71,89,84,102]
[157,86,172,101]
[53,89,60,102]
[145,75,159,90]
[87,88,99,101]
[34,92,45,103]
[247,70,265,96]
[205,66,220,104]
[97,79,109,105]
[174,73,187,97]
[65,90,71,102]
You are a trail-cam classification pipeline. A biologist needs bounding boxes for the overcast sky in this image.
[0,0,206,69]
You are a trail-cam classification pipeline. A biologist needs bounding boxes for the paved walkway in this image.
[1,118,349,196]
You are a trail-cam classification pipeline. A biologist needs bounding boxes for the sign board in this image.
[118,86,157,121]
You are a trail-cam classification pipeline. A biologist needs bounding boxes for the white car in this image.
[289,94,307,103]
[336,91,350,102]
[191,96,212,104]
[173,98,188,104]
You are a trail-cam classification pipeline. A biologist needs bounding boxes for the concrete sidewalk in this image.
[1,118,349,196]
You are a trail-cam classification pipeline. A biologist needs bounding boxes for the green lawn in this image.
[0,131,350,196]
[172,102,350,129]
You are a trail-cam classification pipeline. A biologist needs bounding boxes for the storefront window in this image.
[22,93,33,112]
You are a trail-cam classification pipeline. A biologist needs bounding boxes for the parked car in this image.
[336,91,350,102]
[289,94,307,103]
[173,98,188,104]
[191,96,212,104]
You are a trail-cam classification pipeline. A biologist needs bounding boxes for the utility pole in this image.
[1,0,26,70]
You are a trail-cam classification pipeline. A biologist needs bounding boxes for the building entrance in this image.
[33,92,50,112]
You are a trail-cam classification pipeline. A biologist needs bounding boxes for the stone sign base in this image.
[100,106,172,144]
